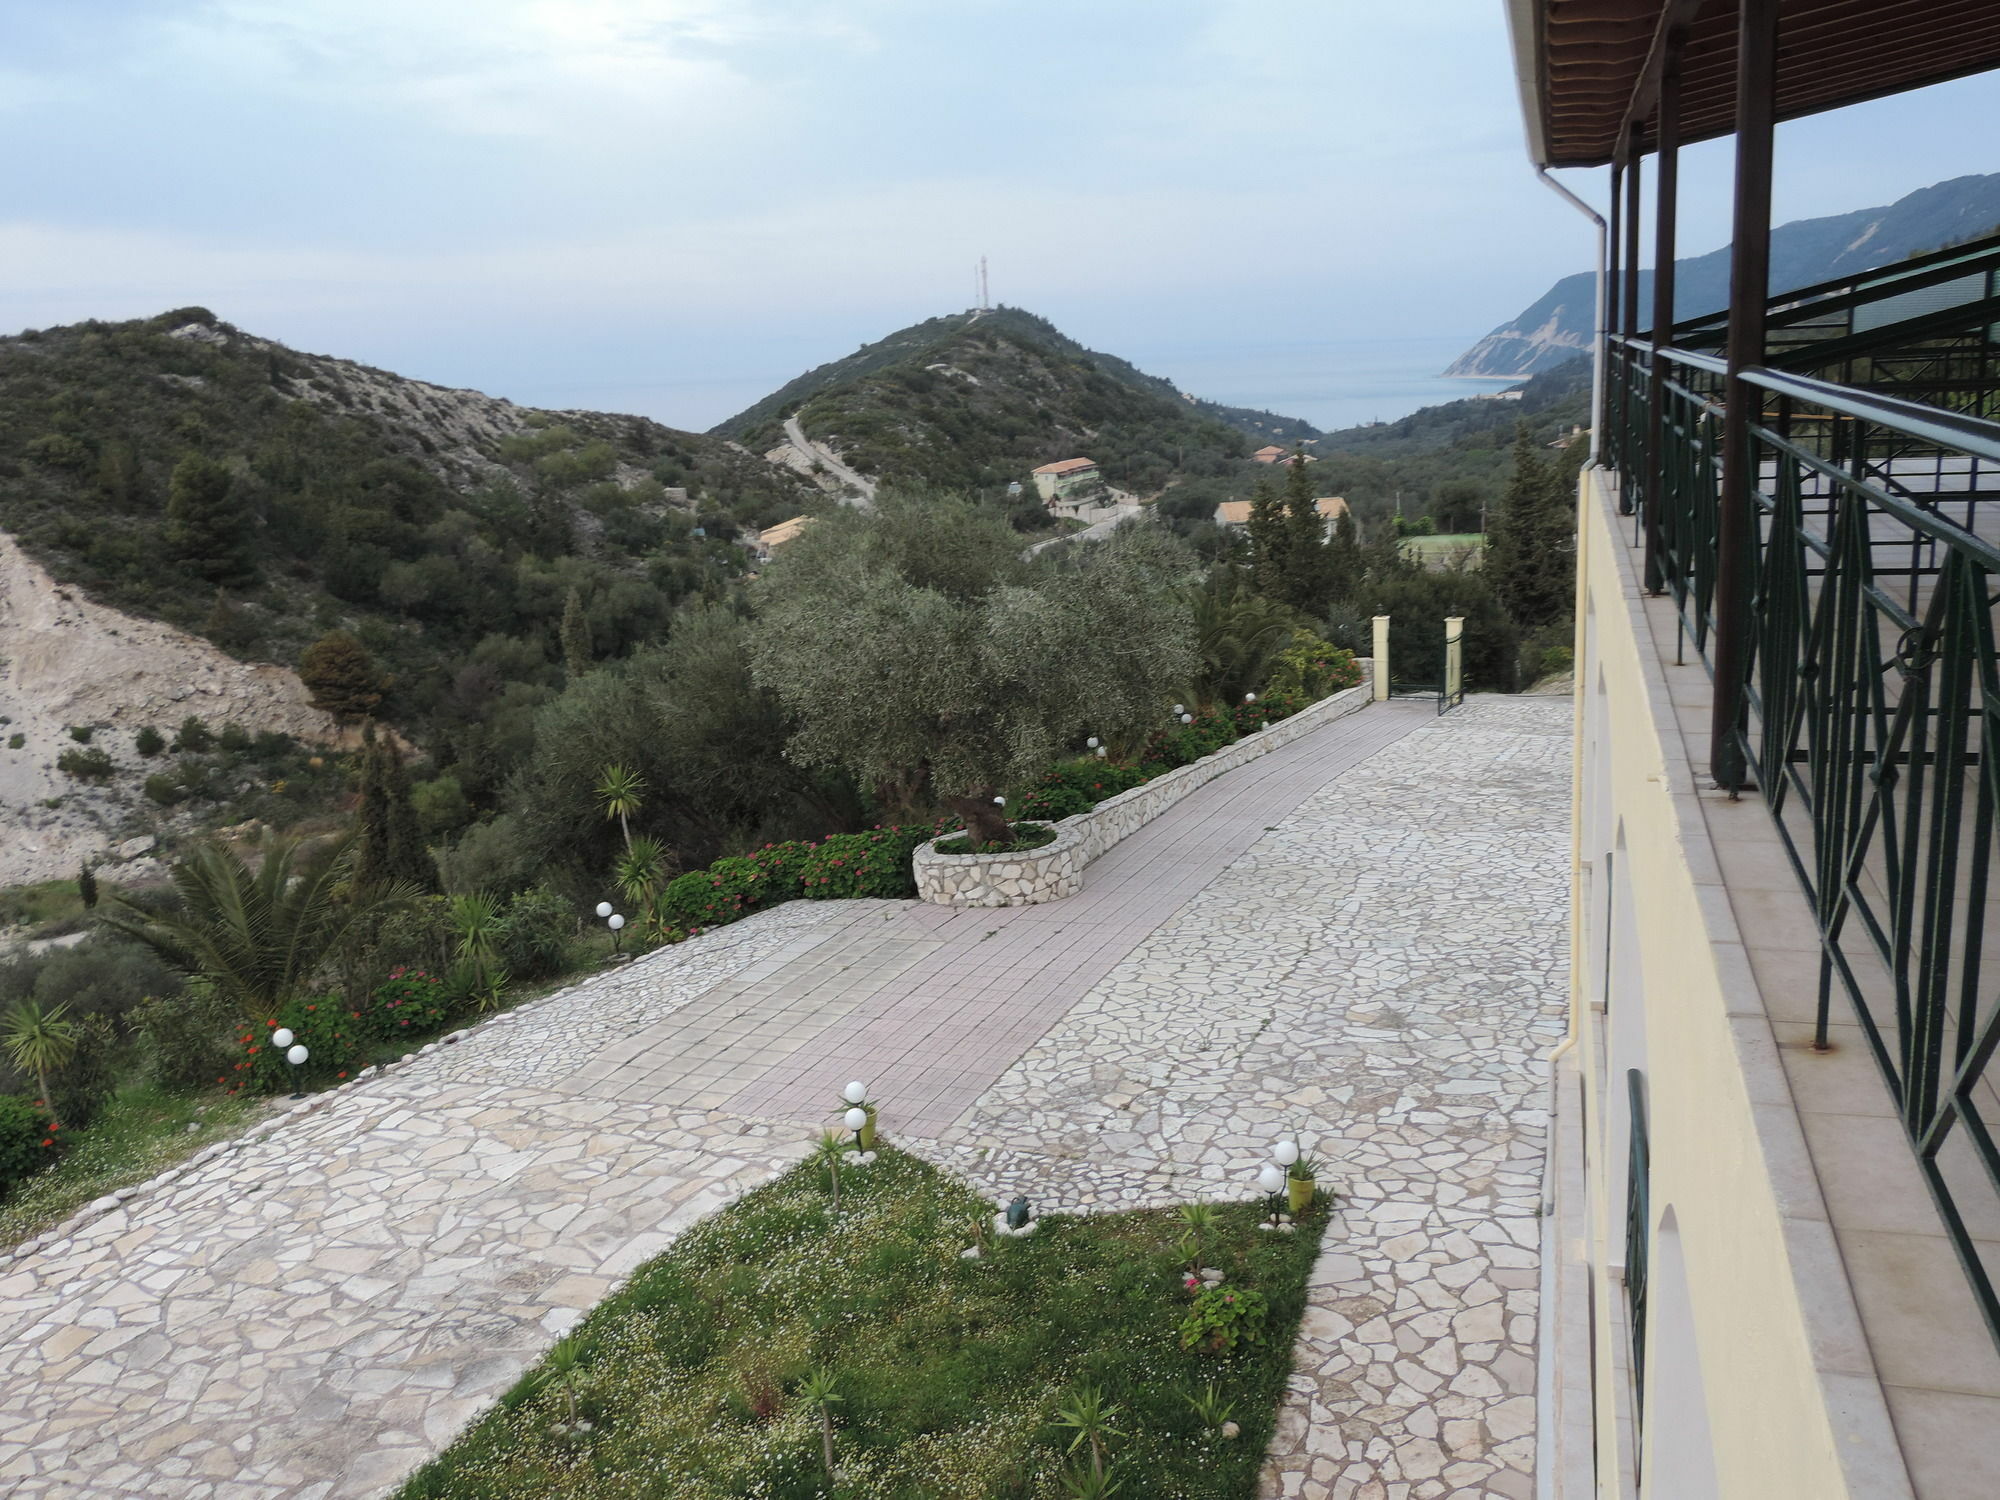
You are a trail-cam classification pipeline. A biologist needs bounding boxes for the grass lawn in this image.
[1401,532,1485,567]
[0,878,88,941]
[400,1146,1327,1499]
[0,1082,263,1246]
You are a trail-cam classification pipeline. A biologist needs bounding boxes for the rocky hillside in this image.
[714,307,1319,497]
[1449,173,2000,376]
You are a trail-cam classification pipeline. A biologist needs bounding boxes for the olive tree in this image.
[748,494,1196,847]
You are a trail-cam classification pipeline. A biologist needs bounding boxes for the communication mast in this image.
[976,256,991,312]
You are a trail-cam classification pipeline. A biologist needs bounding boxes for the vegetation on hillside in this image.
[714,308,1307,502]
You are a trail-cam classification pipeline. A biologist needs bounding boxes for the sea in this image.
[1112,333,1518,435]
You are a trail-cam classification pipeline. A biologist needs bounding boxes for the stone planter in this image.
[911,821,1089,907]
[911,676,1372,908]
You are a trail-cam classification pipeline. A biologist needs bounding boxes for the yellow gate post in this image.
[1444,615,1464,709]
[1371,615,1391,701]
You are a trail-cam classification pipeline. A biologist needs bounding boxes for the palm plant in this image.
[814,1129,847,1213]
[1052,1382,1124,1484]
[531,1335,591,1427]
[1177,1201,1219,1272]
[1183,1380,1235,1432]
[798,1366,842,1479]
[100,835,416,1024]
[1189,574,1305,709]
[595,764,647,853]
[614,835,667,908]
[449,893,503,970]
[2,1000,78,1118]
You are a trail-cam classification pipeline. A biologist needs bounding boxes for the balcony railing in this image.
[1606,326,2000,1352]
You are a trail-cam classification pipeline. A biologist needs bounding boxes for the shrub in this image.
[5,734,21,751]
[1139,707,1238,773]
[132,984,238,1092]
[1178,1284,1270,1354]
[1019,757,1150,820]
[798,824,942,900]
[495,885,575,981]
[372,969,453,1038]
[169,716,215,754]
[0,1095,57,1197]
[67,725,93,744]
[1267,633,1362,699]
[1232,688,1307,736]
[48,1014,119,1131]
[143,773,185,806]
[134,725,165,757]
[934,823,1054,855]
[55,747,115,782]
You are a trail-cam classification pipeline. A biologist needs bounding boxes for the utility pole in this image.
[977,255,991,312]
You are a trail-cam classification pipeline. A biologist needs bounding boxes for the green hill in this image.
[713,307,1319,497]
[0,307,813,701]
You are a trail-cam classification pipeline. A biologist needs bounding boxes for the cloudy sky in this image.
[5,1,1998,429]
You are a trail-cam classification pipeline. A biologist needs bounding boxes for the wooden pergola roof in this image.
[1508,0,2000,168]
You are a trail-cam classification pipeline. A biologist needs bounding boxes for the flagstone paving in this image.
[0,694,1568,1500]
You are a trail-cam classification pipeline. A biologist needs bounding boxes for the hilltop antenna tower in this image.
[976,256,991,312]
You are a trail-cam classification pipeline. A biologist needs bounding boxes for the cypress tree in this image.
[1487,425,1577,630]
[1278,452,1333,613]
[353,728,439,894]
[1327,506,1363,604]
[77,862,98,910]
[1246,477,1291,602]
[164,455,255,585]
[560,586,592,681]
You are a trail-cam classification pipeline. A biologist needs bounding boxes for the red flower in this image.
[40,1138,51,1147]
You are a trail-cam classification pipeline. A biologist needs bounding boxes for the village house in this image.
[1029,457,1100,505]
[1213,495,1348,532]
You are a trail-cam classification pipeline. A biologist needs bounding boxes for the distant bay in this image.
[1115,334,1519,435]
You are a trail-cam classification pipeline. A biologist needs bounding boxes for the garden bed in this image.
[399,1147,1326,1500]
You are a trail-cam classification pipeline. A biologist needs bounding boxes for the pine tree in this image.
[299,631,384,720]
[164,455,255,585]
[560,586,592,681]
[1487,425,1577,630]
[77,862,98,910]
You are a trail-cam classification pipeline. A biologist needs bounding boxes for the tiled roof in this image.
[1031,458,1098,475]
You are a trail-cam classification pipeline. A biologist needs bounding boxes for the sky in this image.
[4,0,1999,431]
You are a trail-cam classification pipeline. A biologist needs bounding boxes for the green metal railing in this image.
[1607,323,2000,1352]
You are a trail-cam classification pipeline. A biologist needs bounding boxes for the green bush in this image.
[495,885,575,981]
[55,747,115,781]
[1267,633,1362,699]
[143,773,185,806]
[1139,707,1238,773]
[134,725,165,757]
[799,824,942,899]
[0,1095,57,1197]
[48,1015,119,1131]
[5,733,22,751]
[67,724,93,744]
[169,716,214,754]
[131,985,238,1092]
[1232,688,1307,735]
[1018,757,1151,821]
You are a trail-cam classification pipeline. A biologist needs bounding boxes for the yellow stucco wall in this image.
[1570,471,1862,1499]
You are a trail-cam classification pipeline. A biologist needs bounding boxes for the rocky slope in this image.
[0,532,348,885]
[1449,173,2000,377]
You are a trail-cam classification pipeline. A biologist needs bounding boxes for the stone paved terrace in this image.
[0,695,1570,1500]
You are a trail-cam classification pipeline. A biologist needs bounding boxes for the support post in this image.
[1710,0,1778,793]
[1644,45,1681,595]
[1618,131,1643,515]
[1607,159,1624,472]
[1444,616,1464,710]
[1372,616,1391,702]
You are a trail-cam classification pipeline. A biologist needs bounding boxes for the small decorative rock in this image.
[1220,1420,1241,1440]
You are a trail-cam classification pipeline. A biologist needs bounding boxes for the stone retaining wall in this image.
[912,674,1373,906]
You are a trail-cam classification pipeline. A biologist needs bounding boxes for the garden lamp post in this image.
[606,911,626,954]
[595,901,613,919]
[1258,1162,1286,1230]
[1180,713,1195,726]
[271,1029,310,1099]
[1245,692,1257,704]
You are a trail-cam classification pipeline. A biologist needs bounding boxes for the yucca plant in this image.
[2,1000,79,1120]
[814,1130,847,1213]
[614,836,667,908]
[595,764,647,853]
[1177,1201,1219,1272]
[101,834,417,1025]
[1052,1382,1123,1484]
[531,1335,591,1429]
[798,1366,842,1479]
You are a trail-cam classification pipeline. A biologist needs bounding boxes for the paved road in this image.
[781,414,875,508]
[0,697,1571,1500]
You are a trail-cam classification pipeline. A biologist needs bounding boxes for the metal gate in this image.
[1373,614,1466,714]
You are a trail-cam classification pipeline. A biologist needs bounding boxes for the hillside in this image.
[1450,173,2000,376]
[713,307,1320,496]
[0,308,821,834]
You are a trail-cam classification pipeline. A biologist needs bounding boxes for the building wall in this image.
[1564,470,1885,1499]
